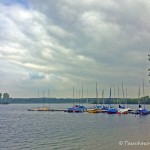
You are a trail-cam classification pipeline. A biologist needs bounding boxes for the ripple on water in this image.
[0,104,150,150]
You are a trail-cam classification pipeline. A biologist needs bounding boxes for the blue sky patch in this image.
[1,0,29,8]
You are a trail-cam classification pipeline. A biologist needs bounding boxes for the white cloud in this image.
[0,0,150,98]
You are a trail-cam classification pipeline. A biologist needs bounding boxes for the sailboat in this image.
[132,81,150,115]
[101,90,109,112]
[87,83,102,113]
[67,87,85,113]
[28,90,50,111]
[117,84,129,114]
[132,86,143,115]
[37,90,51,111]
[139,79,150,115]
[107,88,118,114]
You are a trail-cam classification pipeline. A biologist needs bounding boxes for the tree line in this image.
[91,95,150,104]
[0,93,10,99]
[2,95,150,104]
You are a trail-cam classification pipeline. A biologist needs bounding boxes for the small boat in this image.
[131,106,150,115]
[132,81,150,116]
[100,106,108,113]
[87,108,102,113]
[96,105,102,109]
[67,105,86,113]
[87,83,102,113]
[66,87,85,113]
[107,88,118,114]
[86,105,103,113]
[117,84,131,114]
[28,90,52,111]
[100,90,109,113]
[117,104,129,114]
[132,105,150,115]
[140,108,150,115]
[140,80,150,115]
[107,107,118,114]
[117,108,128,114]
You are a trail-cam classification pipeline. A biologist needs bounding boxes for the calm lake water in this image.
[0,104,150,150]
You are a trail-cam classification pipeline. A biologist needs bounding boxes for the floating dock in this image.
[27,107,66,112]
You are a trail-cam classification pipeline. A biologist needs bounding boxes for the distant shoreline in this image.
[0,96,150,104]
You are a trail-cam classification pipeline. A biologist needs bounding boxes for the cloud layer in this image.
[0,0,150,98]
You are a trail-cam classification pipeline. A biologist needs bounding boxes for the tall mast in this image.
[117,87,119,105]
[38,91,39,108]
[143,79,145,109]
[113,85,115,105]
[138,86,141,108]
[117,87,119,104]
[125,88,127,108]
[102,90,104,106]
[96,82,98,106]
[82,84,83,105]
[122,82,125,107]
[87,89,89,104]
[73,87,74,106]
[113,85,115,99]
[108,87,111,108]
[48,89,50,108]
[82,84,83,99]
[43,90,45,107]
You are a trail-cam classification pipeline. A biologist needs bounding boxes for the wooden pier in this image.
[27,107,66,112]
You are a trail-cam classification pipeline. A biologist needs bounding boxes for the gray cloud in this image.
[0,0,150,98]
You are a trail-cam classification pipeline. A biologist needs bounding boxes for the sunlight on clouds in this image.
[0,0,150,97]
[9,5,32,21]
[24,63,56,73]
[77,55,94,63]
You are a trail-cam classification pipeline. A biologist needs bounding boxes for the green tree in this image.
[3,93,9,99]
[0,93,2,99]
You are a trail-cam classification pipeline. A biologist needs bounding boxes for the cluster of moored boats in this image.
[66,82,150,115]
[28,81,150,116]
[28,104,150,116]
[65,104,150,115]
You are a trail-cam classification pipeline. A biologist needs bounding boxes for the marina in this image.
[1,103,150,150]
[27,82,150,116]
[27,103,150,116]
[1,0,150,150]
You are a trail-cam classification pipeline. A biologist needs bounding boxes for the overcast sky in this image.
[0,0,150,98]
